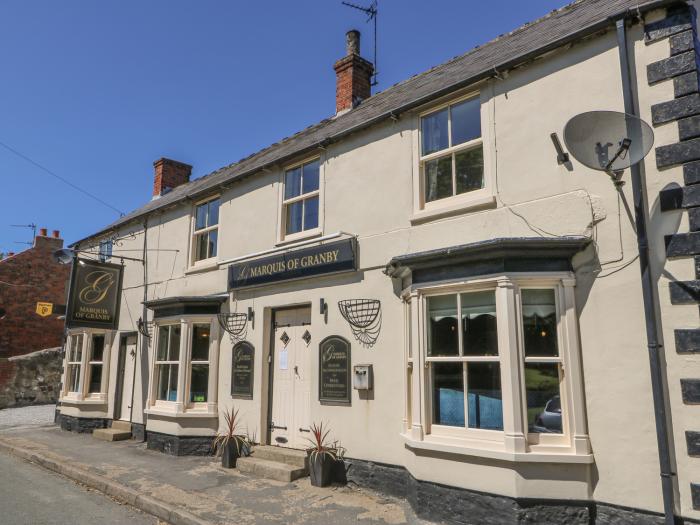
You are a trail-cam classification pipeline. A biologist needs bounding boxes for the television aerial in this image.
[342,0,379,86]
[563,110,654,185]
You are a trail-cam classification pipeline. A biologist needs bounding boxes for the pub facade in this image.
[58,1,700,523]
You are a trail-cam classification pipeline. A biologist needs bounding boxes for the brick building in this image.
[0,228,70,407]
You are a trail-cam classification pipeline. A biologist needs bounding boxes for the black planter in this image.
[221,440,240,468]
[308,452,335,487]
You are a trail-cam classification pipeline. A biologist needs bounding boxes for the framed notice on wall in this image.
[231,341,254,399]
[319,336,351,406]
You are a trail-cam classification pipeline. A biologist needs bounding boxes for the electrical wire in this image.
[0,140,125,216]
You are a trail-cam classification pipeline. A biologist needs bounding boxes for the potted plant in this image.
[305,422,345,487]
[213,407,248,468]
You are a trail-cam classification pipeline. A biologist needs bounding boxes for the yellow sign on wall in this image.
[36,302,53,317]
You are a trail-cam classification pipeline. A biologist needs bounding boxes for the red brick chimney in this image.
[152,158,192,198]
[33,227,63,250]
[333,30,374,115]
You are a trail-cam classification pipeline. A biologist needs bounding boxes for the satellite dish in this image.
[52,248,75,265]
[563,110,654,175]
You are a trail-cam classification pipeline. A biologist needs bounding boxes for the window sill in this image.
[60,396,107,405]
[411,193,496,224]
[185,259,219,275]
[276,228,322,246]
[402,433,593,464]
[144,407,217,419]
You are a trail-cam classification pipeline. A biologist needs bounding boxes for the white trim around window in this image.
[146,317,220,418]
[61,330,113,403]
[189,195,220,269]
[411,91,496,223]
[278,155,324,244]
[402,273,591,463]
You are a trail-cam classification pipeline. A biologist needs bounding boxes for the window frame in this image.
[61,330,111,402]
[425,285,503,442]
[188,322,211,407]
[190,195,220,267]
[154,323,181,404]
[147,317,219,417]
[404,273,590,461]
[278,156,324,244]
[412,91,495,223]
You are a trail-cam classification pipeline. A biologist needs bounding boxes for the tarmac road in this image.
[0,452,156,525]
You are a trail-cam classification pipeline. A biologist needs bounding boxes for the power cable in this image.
[0,140,125,216]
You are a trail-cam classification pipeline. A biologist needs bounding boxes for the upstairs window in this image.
[282,159,320,237]
[192,197,219,263]
[420,96,484,204]
[98,239,112,263]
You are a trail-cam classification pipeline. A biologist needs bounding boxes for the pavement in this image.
[0,405,429,525]
[0,452,157,525]
[0,403,55,430]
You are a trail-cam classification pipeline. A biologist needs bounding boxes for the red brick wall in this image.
[0,234,69,358]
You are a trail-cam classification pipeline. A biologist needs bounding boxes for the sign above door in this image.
[228,238,356,289]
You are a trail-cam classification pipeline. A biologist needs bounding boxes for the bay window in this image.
[420,96,484,205]
[62,331,111,400]
[281,158,321,239]
[149,318,219,414]
[405,275,590,459]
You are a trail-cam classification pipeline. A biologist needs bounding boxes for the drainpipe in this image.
[615,17,676,524]
[129,218,149,428]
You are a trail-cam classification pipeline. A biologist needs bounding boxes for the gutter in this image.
[72,0,680,248]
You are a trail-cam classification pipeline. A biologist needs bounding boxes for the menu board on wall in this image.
[319,336,351,406]
[231,341,254,399]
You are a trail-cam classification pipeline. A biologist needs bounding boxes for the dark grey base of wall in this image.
[146,431,213,456]
[131,423,146,442]
[344,458,698,525]
[56,414,107,434]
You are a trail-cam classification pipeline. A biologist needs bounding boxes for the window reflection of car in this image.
[532,395,562,433]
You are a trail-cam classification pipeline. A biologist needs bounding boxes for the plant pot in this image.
[308,452,335,487]
[222,440,240,468]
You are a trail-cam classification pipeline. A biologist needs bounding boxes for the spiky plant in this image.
[212,406,248,456]
[305,422,345,463]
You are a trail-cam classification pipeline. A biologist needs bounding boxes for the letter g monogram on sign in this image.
[79,270,115,305]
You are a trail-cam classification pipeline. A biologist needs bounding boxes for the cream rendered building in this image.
[58,1,700,523]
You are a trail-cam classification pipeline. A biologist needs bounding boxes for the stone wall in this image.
[0,347,62,409]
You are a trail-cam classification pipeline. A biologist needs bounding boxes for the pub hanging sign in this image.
[66,258,123,330]
[228,238,356,289]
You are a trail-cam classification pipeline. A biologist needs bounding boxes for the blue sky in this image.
[0,0,565,252]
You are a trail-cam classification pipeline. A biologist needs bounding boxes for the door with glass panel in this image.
[270,306,312,449]
[427,290,503,434]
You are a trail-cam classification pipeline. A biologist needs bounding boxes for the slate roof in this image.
[75,0,676,246]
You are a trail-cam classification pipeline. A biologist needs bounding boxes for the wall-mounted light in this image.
[550,132,570,165]
[247,307,254,322]
[320,298,327,315]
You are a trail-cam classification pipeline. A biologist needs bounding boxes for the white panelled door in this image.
[270,307,312,449]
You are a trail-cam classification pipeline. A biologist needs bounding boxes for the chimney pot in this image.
[8,252,14,257]
[52,230,60,238]
[334,30,374,115]
[39,228,47,237]
[152,158,192,198]
[346,29,360,56]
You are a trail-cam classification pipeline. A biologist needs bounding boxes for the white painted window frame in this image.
[278,155,324,244]
[411,90,496,223]
[403,273,591,461]
[189,195,220,268]
[61,330,112,403]
[147,316,220,417]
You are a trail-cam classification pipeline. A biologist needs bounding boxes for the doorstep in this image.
[237,445,309,482]
[93,420,132,442]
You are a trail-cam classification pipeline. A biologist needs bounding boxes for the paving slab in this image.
[0,425,430,525]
